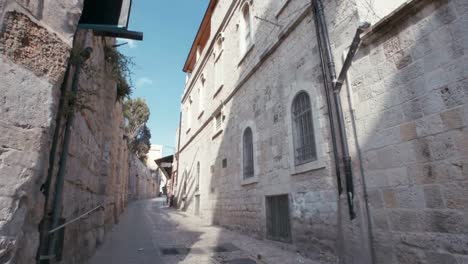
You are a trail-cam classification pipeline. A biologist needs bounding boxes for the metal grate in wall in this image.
[265,194,292,242]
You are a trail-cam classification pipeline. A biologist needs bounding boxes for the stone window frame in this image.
[291,91,317,165]
[213,33,225,96]
[239,120,259,186]
[198,73,206,119]
[212,107,224,140]
[238,0,254,59]
[285,88,326,175]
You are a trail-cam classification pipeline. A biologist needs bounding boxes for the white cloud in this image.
[127,39,137,49]
[116,38,138,49]
[136,77,153,88]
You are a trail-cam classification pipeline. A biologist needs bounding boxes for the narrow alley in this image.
[89,198,317,264]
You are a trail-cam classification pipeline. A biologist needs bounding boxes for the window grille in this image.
[292,92,317,165]
[266,195,291,242]
[195,162,200,192]
[241,3,252,53]
[215,113,222,130]
[243,127,254,179]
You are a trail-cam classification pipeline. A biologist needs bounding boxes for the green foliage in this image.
[124,98,151,161]
[104,46,135,101]
[131,125,151,162]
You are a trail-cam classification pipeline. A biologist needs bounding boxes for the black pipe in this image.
[312,4,342,195]
[37,63,71,263]
[312,0,369,219]
[45,46,93,262]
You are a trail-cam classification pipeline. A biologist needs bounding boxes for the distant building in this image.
[174,0,468,263]
[146,144,163,170]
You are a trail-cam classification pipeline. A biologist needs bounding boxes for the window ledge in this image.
[198,111,205,120]
[212,129,223,140]
[213,84,224,99]
[186,128,191,134]
[241,176,258,186]
[291,160,326,175]
[238,44,255,67]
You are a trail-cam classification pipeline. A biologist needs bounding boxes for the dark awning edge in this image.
[78,24,143,41]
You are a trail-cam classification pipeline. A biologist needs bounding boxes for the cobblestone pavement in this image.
[88,198,319,264]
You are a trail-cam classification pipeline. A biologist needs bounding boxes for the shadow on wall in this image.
[177,0,468,264]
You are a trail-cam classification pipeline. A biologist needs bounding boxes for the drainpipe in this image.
[312,0,370,219]
[312,4,342,196]
[171,111,183,207]
[44,46,93,262]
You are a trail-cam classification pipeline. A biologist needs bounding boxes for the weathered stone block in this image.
[400,122,417,141]
[383,190,398,208]
[424,185,445,209]
[395,245,426,264]
[428,132,457,161]
[441,107,464,130]
[426,252,458,264]
[408,163,450,185]
[442,182,468,209]
[415,113,445,137]
[0,12,70,83]
[422,210,468,234]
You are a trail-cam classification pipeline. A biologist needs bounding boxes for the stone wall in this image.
[347,0,468,263]
[176,0,468,263]
[176,0,362,263]
[128,155,159,201]
[0,0,82,262]
[0,2,154,262]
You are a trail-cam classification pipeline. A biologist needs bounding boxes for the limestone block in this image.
[422,210,468,234]
[423,185,445,209]
[442,182,468,209]
[415,113,444,137]
[428,132,457,161]
[441,107,465,130]
[0,12,70,83]
[389,210,423,232]
[407,162,450,185]
[401,98,424,121]
[400,122,417,141]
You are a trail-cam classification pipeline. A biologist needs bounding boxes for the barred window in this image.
[240,3,253,54]
[195,162,200,192]
[215,112,222,131]
[292,92,317,165]
[243,127,254,179]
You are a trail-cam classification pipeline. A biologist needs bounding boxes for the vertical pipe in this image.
[312,2,343,195]
[313,0,355,219]
[171,111,183,207]
[46,47,93,261]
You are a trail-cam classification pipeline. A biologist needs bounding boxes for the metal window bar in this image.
[243,128,254,179]
[292,92,317,165]
[215,114,222,130]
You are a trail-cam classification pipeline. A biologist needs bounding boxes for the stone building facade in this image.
[0,1,155,263]
[175,0,468,263]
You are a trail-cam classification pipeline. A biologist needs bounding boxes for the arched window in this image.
[240,3,253,54]
[195,162,200,192]
[292,92,317,165]
[243,127,254,179]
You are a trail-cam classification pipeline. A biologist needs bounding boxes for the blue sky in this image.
[118,0,208,156]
